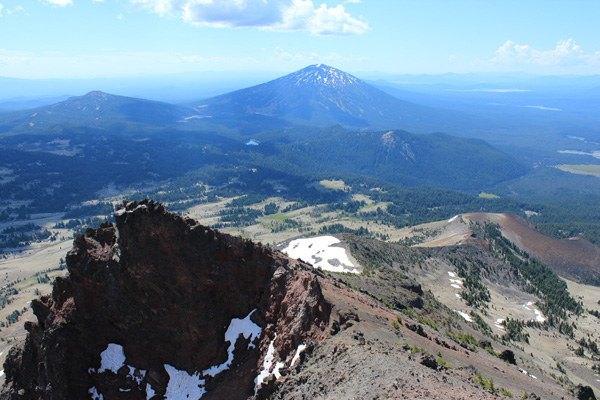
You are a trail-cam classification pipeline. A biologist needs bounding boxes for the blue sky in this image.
[1,0,599,78]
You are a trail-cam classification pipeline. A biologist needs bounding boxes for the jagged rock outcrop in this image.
[1,200,330,399]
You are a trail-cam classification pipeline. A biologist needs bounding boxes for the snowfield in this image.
[282,236,360,274]
[255,336,306,394]
[448,271,464,293]
[453,310,473,322]
[90,309,263,399]
[203,309,262,377]
[97,343,127,374]
[164,365,206,400]
[523,301,547,322]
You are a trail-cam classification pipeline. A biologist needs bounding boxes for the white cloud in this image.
[129,0,368,35]
[275,46,306,62]
[43,0,73,6]
[308,51,367,63]
[2,4,25,16]
[0,54,29,66]
[306,2,368,35]
[178,54,259,65]
[489,39,600,67]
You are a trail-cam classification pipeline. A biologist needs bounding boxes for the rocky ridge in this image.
[1,200,590,399]
[1,200,329,399]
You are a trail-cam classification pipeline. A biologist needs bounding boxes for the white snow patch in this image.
[534,309,546,322]
[273,362,285,379]
[164,364,206,400]
[290,344,306,367]
[448,215,459,223]
[98,343,127,374]
[529,374,538,379]
[89,387,104,400]
[282,236,359,273]
[146,384,156,400]
[91,343,147,397]
[450,284,462,289]
[449,278,463,285]
[203,309,262,377]
[447,271,457,278]
[455,293,461,298]
[131,369,146,385]
[522,301,546,322]
[255,335,277,392]
[0,370,4,378]
[453,310,473,322]
[494,319,505,330]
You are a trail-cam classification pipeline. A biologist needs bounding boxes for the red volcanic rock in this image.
[1,200,330,400]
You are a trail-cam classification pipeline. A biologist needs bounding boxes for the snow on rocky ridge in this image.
[89,310,264,399]
[282,235,361,274]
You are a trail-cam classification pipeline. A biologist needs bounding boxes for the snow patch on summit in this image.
[286,65,360,89]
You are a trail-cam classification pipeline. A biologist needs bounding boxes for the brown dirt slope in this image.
[465,213,600,283]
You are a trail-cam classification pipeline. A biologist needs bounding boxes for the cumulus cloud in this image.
[130,0,368,35]
[0,4,4,17]
[489,39,600,66]
[43,0,73,6]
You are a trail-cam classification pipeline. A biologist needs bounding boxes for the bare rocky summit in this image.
[1,200,328,399]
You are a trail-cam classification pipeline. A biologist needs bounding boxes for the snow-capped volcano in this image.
[189,64,452,131]
[285,64,360,89]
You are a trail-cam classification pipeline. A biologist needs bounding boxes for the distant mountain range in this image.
[0,64,471,135]
[0,64,532,208]
[188,64,465,133]
[0,91,192,134]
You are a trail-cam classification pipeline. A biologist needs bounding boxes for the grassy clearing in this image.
[319,179,348,191]
[263,212,291,221]
[557,164,600,178]
[479,192,500,199]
